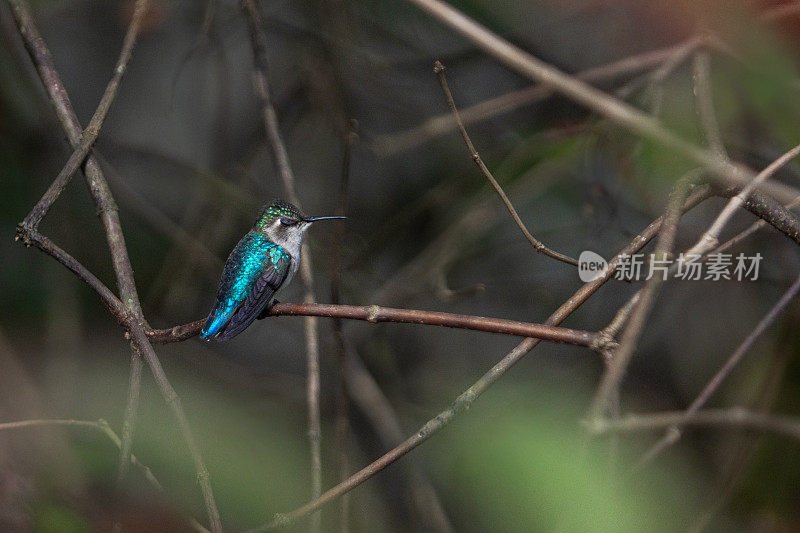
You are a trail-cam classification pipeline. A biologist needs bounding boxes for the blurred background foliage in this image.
[2,0,800,531]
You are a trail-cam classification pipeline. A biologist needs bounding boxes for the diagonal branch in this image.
[7,2,222,530]
[343,346,454,532]
[245,186,714,530]
[404,0,800,205]
[15,227,130,325]
[714,190,800,252]
[588,176,696,421]
[684,143,800,258]
[373,39,700,155]
[635,270,800,466]
[434,60,578,267]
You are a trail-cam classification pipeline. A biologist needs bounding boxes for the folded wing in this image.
[200,235,291,340]
[216,254,290,340]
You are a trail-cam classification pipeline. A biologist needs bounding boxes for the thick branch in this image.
[725,188,800,247]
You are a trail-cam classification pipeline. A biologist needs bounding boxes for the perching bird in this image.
[200,199,345,341]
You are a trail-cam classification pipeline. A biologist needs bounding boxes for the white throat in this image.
[264,221,309,260]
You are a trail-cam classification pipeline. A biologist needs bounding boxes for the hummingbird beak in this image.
[303,216,347,223]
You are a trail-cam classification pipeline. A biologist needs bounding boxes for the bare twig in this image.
[589,176,695,421]
[241,2,323,528]
[587,408,800,443]
[404,0,800,204]
[593,147,800,372]
[246,186,714,530]
[0,418,210,533]
[11,0,153,494]
[593,185,800,358]
[635,271,800,466]
[434,60,579,267]
[8,2,221,529]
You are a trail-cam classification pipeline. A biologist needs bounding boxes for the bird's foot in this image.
[257,299,279,320]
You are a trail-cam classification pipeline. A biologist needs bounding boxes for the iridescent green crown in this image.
[255,199,305,228]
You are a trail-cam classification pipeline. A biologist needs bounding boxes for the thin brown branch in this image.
[147,302,598,346]
[434,60,579,267]
[8,2,221,530]
[404,0,800,205]
[587,408,800,443]
[635,270,800,466]
[0,418,210,533]
[589,176,695,420]
[241,2,323,528]
[245,186,714,531]
[20,0,150,230]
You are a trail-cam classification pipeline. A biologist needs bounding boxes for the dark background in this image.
[2,0,800,531]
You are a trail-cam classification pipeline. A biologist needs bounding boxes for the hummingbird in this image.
[200,199,345,341]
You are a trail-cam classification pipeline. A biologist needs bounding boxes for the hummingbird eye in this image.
[279,217,297,226]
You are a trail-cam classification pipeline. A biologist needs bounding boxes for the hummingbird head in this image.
[254,199,345,256]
